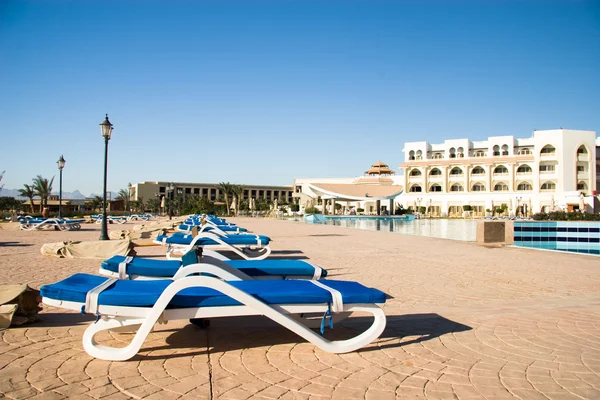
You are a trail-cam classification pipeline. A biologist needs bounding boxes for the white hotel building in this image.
[399,128,599,217]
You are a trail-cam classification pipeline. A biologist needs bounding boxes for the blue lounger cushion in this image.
[178,224,248,233]
[40,273,385,308]
[101,255,328,278]
[157,232,271,246]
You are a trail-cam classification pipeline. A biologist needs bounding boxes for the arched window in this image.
[493,145,500,156]
[494,182,509,191]
[472,183,485,191]
[577,145,588,154]
[416,150,422,160]
[540,145,556,155]
[539,163,556,173]
[494,165,508,174]
[518,148,531,155]
[541,182,556,191]
[408,150,415,161]
[450,184,463,192]
[516,164,532,173]
[430,184,442,192]
[409,169,422,176]
[457,147,464,158]
[517,182,533,191]
[409,185,422,192]
[449,167,463,175]
[472,166,485,175]
[577,181,588,190]
[449,147,456,158]
[502,144,509,156]
[429,168,442,176]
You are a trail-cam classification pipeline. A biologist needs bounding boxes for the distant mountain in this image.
[88,191,119,200]
[0,188,119,200]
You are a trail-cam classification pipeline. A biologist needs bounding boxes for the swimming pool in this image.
[300,216,478,242]
[514,221,600,255]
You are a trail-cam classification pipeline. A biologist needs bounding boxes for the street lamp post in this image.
[168,182,174,220]
[57,155,66,219]
[99,114,113,240]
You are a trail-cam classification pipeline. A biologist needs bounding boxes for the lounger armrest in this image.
[172,262,247,281]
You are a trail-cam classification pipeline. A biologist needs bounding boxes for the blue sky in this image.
[1,0,599,195]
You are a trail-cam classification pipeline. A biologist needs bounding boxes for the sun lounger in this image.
[20,218,84,231]
[40,273,387,360]
[177,223,247,233]
[155,231,272,260]
[99,248,326,280]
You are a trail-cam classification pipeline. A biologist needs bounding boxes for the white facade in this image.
[400,129,598,216]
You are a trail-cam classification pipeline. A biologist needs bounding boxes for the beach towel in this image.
[40,239,132,259]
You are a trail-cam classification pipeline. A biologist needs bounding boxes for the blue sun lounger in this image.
[155,231,272,260]
[100,250,326,280]
[41,273,387,360]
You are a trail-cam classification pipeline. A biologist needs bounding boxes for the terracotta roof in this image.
[364,161,395,176]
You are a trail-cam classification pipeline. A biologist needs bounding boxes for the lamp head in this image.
[100,113,113,139]
[57,155,66,170]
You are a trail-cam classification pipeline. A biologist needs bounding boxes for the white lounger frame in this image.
[43,275,386,361]
[20,218,82,231]
[156,231,272,261]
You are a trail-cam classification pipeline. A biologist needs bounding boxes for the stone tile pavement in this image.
[0,217,599,399]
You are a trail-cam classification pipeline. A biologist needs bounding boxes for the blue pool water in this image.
[300,216,478,242]
[514,221,600,255]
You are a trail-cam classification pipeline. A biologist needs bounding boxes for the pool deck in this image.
[1,217,599,399]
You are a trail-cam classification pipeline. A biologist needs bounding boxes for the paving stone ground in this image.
[0,217,599,399]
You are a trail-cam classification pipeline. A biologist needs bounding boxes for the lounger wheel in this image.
[189,318,211,329]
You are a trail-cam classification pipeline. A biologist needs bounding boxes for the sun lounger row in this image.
[40,215,388,361]
[20,218,84,231]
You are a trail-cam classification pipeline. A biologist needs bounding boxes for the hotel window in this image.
[541,182,556,191]
[409,185,422,192]
[577,181,588,190]
[540,145,556,155]
[494,165,508,174]
[416,150,422,160]
[409,169,422,176]
[449,147,456,158]
[517,165,532,173]
[539,164,555,173]
[577,165,585,172]
[577,145,588,155]
[251,190,257,196]
[159,186,166,193]
[493,182,509,191]
[258,190,264,197]
[429,168,442,176]
[493,145,500,156]
[266,191,272,200]
[243,190,249,199]
[185,187,192,194]
[518,148,532,155]
[430,184,442,192]
[450,184,463,192]
[457,147,464,158]
[432,153,443,159]
[408,150,415,161]
[472,183,485,191]
[273,190,279,198]
[502,144,509,156]
[449,167,463,176]
[517,182,533,191]
[474,151,486,157]
[472,166,485,175]
[193,188,200,194]
[210,189,216,200]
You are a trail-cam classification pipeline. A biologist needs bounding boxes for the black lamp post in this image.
[99,114,113,240]
[168,182,174,220]
[57,155,66,219]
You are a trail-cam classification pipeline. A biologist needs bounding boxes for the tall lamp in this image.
[57,155,66,219]
[168,182,174,220]
[99,114,113,240]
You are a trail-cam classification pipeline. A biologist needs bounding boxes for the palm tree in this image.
[116,188,130,212]
[86,196,103,213]
[18,184,36,213]
[231,184,245,216]
[32,175,54,212]
[218,182,233,215]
